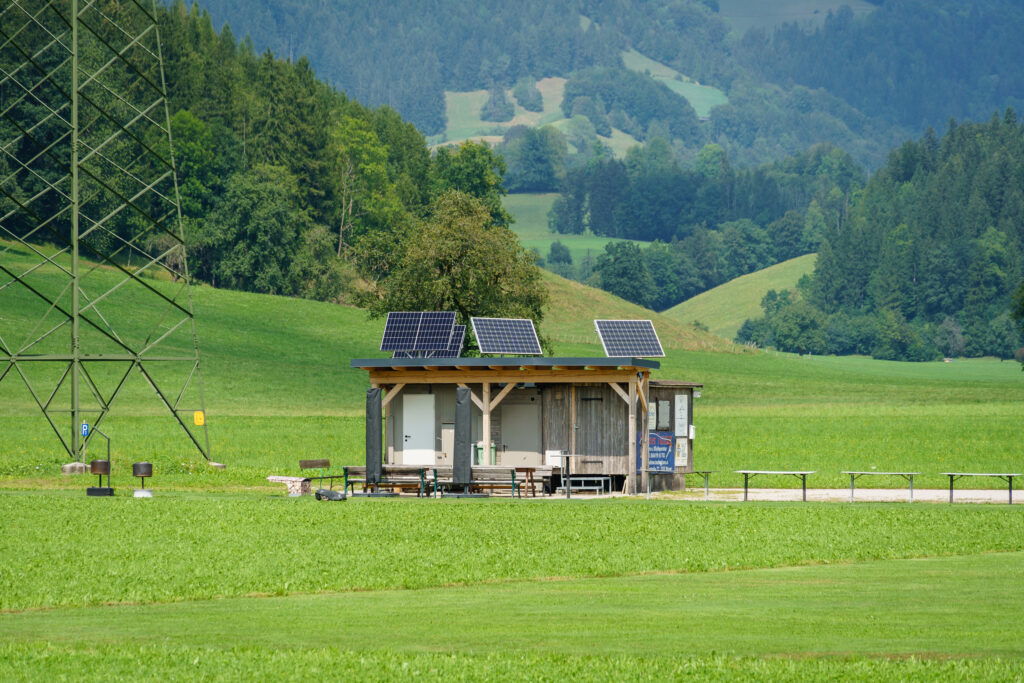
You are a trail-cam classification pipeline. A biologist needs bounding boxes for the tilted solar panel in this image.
[380,311,456,351]
[392,324,465,358]
[594,319,665,357]
[471,317,542,355]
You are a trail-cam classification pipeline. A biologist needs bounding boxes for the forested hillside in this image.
[739,1,1024,133]
[738,114,1024,361]
[192,0,1024,171]
[1,1,549,351]
[547,142,863,310]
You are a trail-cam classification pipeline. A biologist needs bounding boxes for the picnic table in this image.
[689,470,715,500]
[942,472,1021,505]
[842,471,921,503]
[735,470,815,502]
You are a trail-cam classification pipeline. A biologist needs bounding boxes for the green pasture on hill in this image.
[665,254,817,339]
[504,192,650,266]
[2,239,1023,491]
[621,49,728,118]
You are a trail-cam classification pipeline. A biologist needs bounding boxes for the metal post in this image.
[0,0,213,464]
[802,474,807,502]
[1009,477,1013,506]
[909,475,914,504]
[743,473,749,501]
[70,0,81,461]
[949,475,954,504]
[849,474,855,503]
[704,473,709,501]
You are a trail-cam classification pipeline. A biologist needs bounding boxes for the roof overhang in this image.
[352,357,659,385]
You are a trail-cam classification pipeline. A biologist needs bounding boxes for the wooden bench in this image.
[346,465,429,497]
[432,466,522,498]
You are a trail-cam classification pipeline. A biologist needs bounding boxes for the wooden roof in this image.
[351,357,660,385]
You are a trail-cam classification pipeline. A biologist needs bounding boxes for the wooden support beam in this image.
[380,383,405,408]
[570,383,576,463]
[482,382,491,462]
[457,383,485,411]
[608,382,630,404]
[489,381,516,411]
[629,378,638,494]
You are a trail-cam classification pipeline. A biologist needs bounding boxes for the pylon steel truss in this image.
[0,0,211,460]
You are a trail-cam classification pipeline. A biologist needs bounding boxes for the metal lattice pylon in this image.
[0,0,211,461]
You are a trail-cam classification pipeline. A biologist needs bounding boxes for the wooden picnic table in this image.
[942,472,1021,505]
[842,471,921,503]
[735,470,815,502]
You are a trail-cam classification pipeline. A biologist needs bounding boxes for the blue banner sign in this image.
[638,431,675,473]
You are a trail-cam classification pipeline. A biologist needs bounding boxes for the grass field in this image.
[504,192,651,267]
[3,240,1023,491]
[433,76,643,156]
[2,493,1023,679]
[664,254,817,339]
[3,241,1024,679]
[621,49,728,118]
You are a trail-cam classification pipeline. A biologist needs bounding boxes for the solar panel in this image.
[471,317,542,355]
[380,311,456,351]
[435,324,466,358]
[392,324,465,359]
[594,319,665,357]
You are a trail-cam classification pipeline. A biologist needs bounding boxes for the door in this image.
[500,402,541,466]
[439,423,454,466]
[402,394,435,465]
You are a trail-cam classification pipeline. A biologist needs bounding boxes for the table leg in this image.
[1009,476,1013,505]
[743,473,749,501]
[909,475,914,504]
[849,474,855,503]
[949,475,954,504]
[704,473,710,501]
[801,474,807,502]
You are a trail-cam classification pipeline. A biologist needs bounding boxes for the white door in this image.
[501,402,541,466]
[402,394,435,465]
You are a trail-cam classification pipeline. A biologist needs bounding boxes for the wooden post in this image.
[569,383,576,470]
[640,372,649,494]
[481,382,490,465]
[629,377,638,494]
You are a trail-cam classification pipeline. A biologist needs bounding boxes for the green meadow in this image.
[504,192,649,267]
[621,48,728,118]
[665,254,817,339]
[3,239,1024,679]
[2,493,1024,680]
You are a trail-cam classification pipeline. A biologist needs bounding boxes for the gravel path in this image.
[659,487,1020,504]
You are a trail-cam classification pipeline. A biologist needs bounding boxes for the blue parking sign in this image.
[81,423,89,437]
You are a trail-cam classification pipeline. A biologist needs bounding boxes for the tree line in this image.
[541,141,863,310]
[739,112,1024,361]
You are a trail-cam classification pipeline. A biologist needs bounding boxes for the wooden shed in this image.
[351,357,701,493]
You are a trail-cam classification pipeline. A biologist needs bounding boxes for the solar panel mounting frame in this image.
[594,319,665,358]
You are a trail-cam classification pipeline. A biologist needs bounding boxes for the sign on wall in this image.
[674,394,688,436]
[640,431,675,473]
